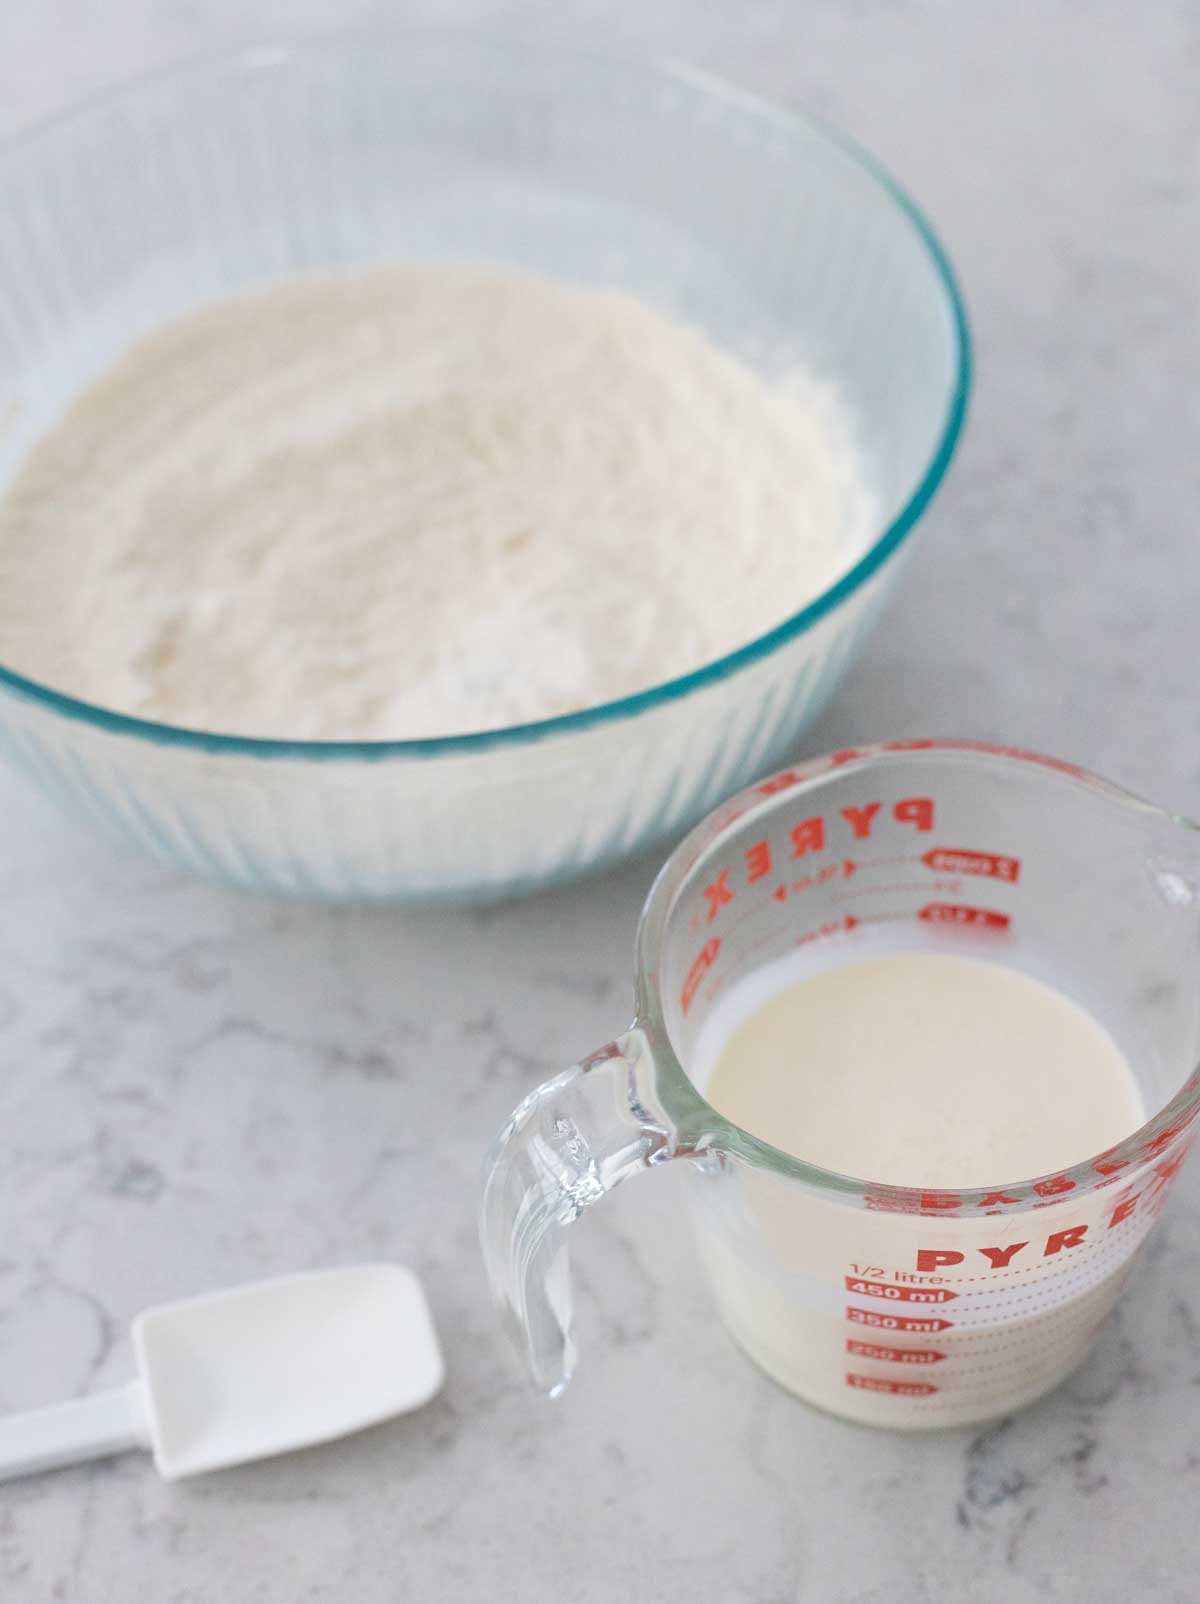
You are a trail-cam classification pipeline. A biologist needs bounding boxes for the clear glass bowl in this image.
[0,31,969,903]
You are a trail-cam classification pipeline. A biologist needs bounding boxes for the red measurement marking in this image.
[1144,1113,1198,1156]
[790,863,840,895]
[880,738,1086,781]
[1143,1142,1193,1217]
[775,861,856,901]
[846,1340,945,1364]
[919,903,1010,930]
[680,938,720,1016]
[1032,1174,1075,1197]
[844,1277,957,1303]
[846,1309,954,1333]
[795,915,859,944]
[838,879,928,901]
[922,847,1020,882]
[846,1374,938,1397]
[947,741,1088,779]
[1092,1149,1132,1178]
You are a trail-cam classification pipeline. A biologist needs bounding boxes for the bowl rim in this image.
[0,28,971,763]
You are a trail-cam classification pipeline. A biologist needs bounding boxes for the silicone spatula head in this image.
[0,1263,444,1482]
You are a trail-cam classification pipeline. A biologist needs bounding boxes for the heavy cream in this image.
[702,952,1143,1189]
[687,947,1149,1426]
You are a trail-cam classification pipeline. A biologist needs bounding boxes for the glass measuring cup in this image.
[481,740,1200,1428]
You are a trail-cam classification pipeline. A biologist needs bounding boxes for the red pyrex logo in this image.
[914,1195,1148,1270]
[702,796,936,924]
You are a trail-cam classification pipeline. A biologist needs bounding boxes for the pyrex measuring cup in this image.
[481,740,1200,1428]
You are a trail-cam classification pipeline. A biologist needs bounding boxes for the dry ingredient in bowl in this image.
[0,264,876,740]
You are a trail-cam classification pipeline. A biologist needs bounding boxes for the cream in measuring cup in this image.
[701,950,1143,1188]
[695,946,1145,1420]
[481,741,1200,1428]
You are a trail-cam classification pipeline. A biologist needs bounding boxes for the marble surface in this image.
[2,3,1200,1600]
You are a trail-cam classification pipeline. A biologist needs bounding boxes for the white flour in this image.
[0,264,876,739]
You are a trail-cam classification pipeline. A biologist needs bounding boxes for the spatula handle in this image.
[0,1379,149,1481]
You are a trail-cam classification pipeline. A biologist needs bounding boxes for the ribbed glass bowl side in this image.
[0,34,967,901]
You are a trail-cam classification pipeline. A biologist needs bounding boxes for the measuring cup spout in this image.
[479,1027,684,1396]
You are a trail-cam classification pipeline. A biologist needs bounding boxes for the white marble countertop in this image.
[2,3,1200,1600]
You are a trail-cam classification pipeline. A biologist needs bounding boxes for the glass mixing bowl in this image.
[0,31,969,903]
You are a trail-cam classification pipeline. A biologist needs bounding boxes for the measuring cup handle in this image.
[479,1026,678,1397]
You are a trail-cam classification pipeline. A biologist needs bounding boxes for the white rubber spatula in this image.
[0,1263,443,1481]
